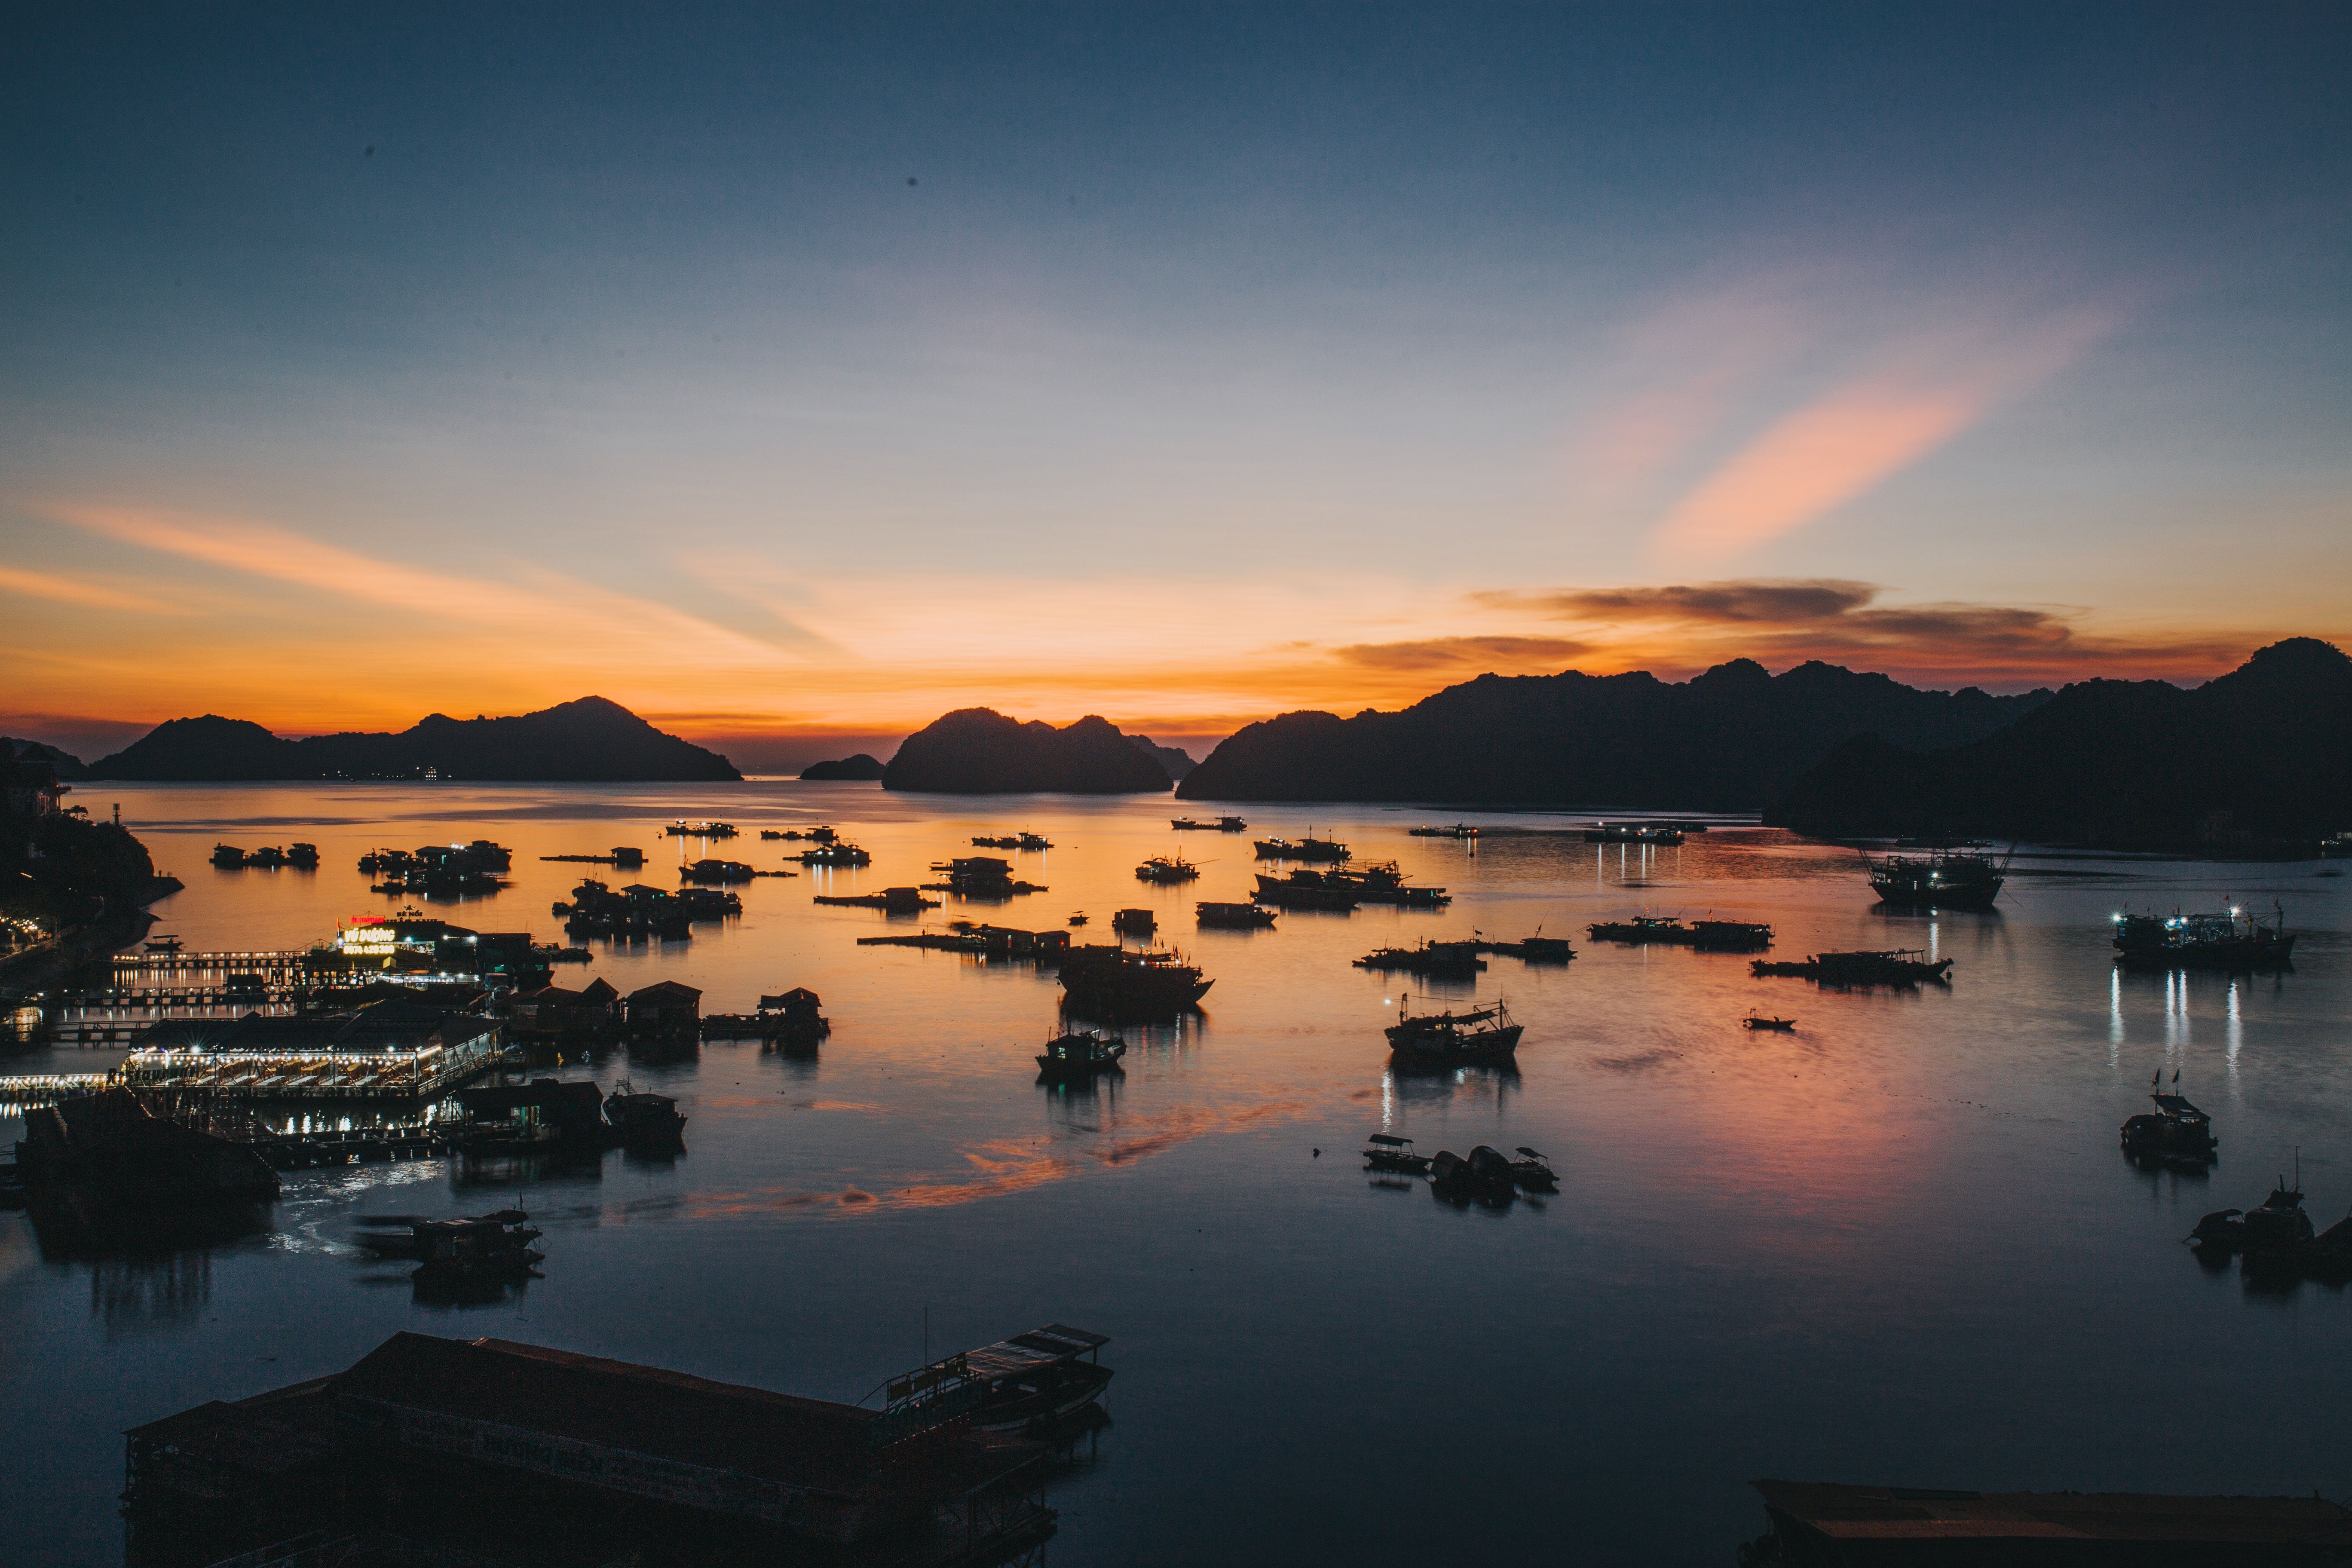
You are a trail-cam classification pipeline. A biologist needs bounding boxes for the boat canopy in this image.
[1368,1133,1414,1147]
[2152,1094,2211,1121]
[964,1325,1111,1383]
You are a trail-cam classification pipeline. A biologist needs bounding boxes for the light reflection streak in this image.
[2226,979,2242,1090]
[2108,967,2123,1061]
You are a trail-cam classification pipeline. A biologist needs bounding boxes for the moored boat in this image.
[1508,1146,1557,1191]
[1255,831,1349,862]
[2121,1091,2216,1166]
[1751,949,1953,987]
[1866,844,2009,910]
[1742,1016,1797,1031]
[2113,906,2296,971]
[1058,945,1213,1019]
[1354,940,1485,977]
[1136,854,1200,884]
[1036,1030,1126,1080]
[1196,901,1277,929]
[1385,999,1523,1066]
[1363,1133,1430,1174]
[963,1324,1115,1431]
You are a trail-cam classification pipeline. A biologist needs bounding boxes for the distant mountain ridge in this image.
[884,710,1174,793]
[1767,638,2352,850]
[88,697,741,781]
[799,753,887,781]
[1177,658,2052,809]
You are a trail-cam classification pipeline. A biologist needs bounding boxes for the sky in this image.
[3,3,2347,770]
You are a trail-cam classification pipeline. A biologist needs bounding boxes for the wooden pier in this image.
[0,1072,113,1109]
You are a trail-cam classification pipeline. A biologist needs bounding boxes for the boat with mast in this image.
[1865,843,2010,910]
[1384,997,1523,1066]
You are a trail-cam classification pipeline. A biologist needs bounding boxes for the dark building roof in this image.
[1754,1480,2352,1564]
[132,1005,498,1054]
[458,1079,606,1121]
[627,980,702,1004]
[334,1332,884,1496]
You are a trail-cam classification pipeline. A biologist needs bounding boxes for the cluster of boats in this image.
[925,856,1047,898]
[794,840,873,867]
[2189,1175,2352,1282]
[211,842,321,869]
[556,878,737,940]
[761,824,836,841]
[664,820,738,838]
[974,831,1053,850]
[357,840,514,896]
[1253,861,1449,910]
[1364,1135,1555,1200]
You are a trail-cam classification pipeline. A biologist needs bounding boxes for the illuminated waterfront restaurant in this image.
[119,1002,508,1099]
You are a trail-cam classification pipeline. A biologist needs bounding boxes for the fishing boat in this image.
[1751,950,1954,987]
[211,844,245,868]
[1385,999,1523,1066]
[1585,823,1684,845]
[142,934,184,953]
[1067,911,1089,926]
[2113,906,2296,970]
[679,858,756,884]
[1196,901,1277,929]
[1408,824,1481,839]
[1175,815,1247,832]
[1865,844,2009,910]
[1588,916,1688,944]
[1035,1030,1127,1080]
[354,1208,539,1260]
[1254,831,1350,863]
[1354,940,1485,977]
[1135,854,1201,884]
[1688,919,1773,951]
[604,1081,687,1145]
[796,842,873,867]
[1362,1133,1431,1174]
[285,842,321,867]
[2191,1175,2314,1256]
[2120,1090,2216,1166]
[1742,1016,1797,1031]
[1058,946,1212,1018]
[1252,871,1362,910]
[664,820,739,839]
[1326,861,1450,906]
[1112,908,1155,935]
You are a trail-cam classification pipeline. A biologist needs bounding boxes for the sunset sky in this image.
[5,4,2347,770]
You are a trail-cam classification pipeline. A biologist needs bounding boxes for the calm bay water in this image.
[5,781,2351,1565]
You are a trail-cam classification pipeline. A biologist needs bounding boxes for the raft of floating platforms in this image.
[1752,949,1952,987]
[815,887,940,912]
[1587,916,1773,951]
[859,925,1073,960]
[540,846,648,867]
[1473,935,1578,962]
